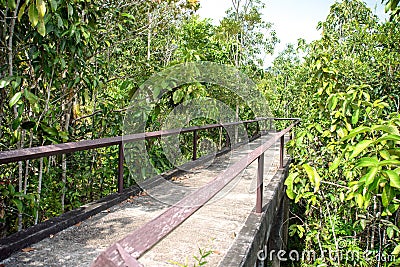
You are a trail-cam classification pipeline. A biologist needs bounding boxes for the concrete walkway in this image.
[0,134,284,267]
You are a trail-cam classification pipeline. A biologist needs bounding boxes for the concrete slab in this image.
[0,134,284,267]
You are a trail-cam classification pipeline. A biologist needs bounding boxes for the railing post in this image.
[269,118,273,131]
[192,130,198,161]
[118,142,124,193]
[256,153,264,214]
[225,131,230,148]
[279,135,284,170]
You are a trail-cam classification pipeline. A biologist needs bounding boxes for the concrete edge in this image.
[218,158,291,267]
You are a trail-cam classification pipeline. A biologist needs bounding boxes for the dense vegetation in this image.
[0,0,274,237]
[0,0,399,266]
[262,1,400,266]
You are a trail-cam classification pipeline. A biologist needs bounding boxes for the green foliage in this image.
[0,0,271,237]
[264,1,400,266]
[170,246,214,267]
[383,0,400,20]
[0,0,200,236]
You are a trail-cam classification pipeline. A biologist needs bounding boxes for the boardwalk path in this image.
[1,134,284,267]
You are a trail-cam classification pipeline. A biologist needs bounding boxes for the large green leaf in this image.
[28,4,39,27]
[351,108,360,125]
[36,0,47,18]
[392,244,400,255]
[67,4,73,18]
[0,79,10,88]
[349,140,375,159]
[12,199,23,213]
[372,125,399,135]
[284,172,298,200]
[173,89,185,104]
[342,126,371,141]
[385,170,400,189]
[364,166,379,186]
[378,160,400,167]
[303,164,321,192]
[382,185,394,207]
[376,134,400,143]
[24,89,39,104]
[18,2,27,21]
[37,20,46,36]
[9,92,22,107]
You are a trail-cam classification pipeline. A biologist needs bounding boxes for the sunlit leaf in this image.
[342,126,371,141]
[0,79,10,89]
[349,140,374,159]
[9,92,22,107]
[285,172,298,200]
[329,157,341,172]
[36,0,47,18]
[392,244,400,255]
[18,2,27,21]
[376,134,400,143]
[364,166,379,186]
[385,170,400,189]
[378,160,400,167]
[28,4,39,27]
[372,125,399,135]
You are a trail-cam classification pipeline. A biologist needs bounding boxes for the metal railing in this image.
[0,117,300,265]
[0,117,297,193]
[90,118,300,267]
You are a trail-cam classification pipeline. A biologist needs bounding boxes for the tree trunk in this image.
[235,102,239,143]
[35,158,43,225]
[61,100,72,212]
[7,0,23,231]
[147,11,152,61]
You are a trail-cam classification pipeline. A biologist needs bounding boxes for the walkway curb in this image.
[219,158,291,267]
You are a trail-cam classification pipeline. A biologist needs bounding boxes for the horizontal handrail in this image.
[91,119,300,267]
[0,118,292,165]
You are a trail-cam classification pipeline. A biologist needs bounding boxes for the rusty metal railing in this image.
[0,117,297,193]
[0,117,299,265]
[91,118,300,267]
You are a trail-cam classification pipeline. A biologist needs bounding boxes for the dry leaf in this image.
[75,222,82,227]
[213,250,221,255]
[49,234,54,238]
[0,263,6,267]
[22,247,35,252]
